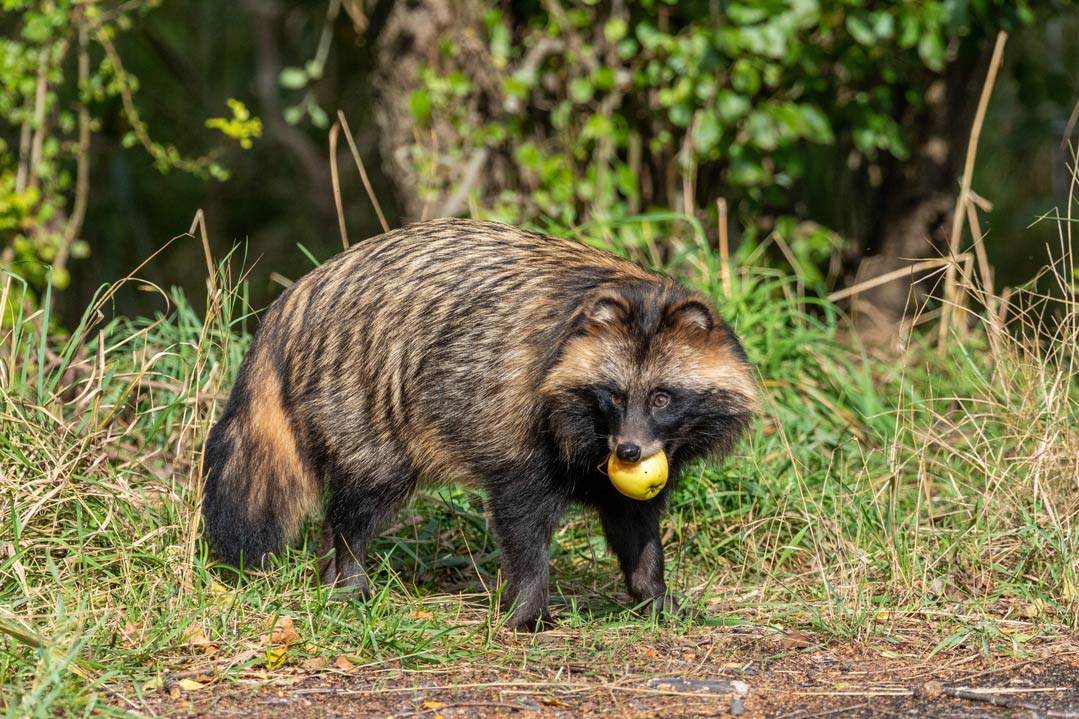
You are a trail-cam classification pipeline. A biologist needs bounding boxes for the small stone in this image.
[164,679,183,701]
[730,697,746,716]
[915,680,944,699]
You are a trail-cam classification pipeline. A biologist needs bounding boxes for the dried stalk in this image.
[829,256,966,303]
[336,110,390,234]
[964,197,1004,364]
[329,121,350,249]
[937,31,1007,353]
[716,198,732,298]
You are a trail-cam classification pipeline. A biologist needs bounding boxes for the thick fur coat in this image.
[202,218,757,628]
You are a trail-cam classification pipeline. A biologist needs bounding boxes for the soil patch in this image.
[128,631,1079,718]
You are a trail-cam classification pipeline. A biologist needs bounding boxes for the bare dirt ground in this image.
[130,630,1079,719]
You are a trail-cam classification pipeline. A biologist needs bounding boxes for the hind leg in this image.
[318,464,413,597]
[318,516,374,596]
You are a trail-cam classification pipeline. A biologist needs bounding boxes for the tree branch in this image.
[244,0,333,217]
[56,18,92,275]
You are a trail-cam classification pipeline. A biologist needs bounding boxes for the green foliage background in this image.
[1,3,1078,715]
[403,0,1075,287]
[0,0,1076,320]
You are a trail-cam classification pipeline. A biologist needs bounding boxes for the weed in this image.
[1,206,1076,714]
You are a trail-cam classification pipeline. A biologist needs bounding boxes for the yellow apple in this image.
[607,451,668,500]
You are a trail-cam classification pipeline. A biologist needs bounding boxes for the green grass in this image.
[1,215,1077,718]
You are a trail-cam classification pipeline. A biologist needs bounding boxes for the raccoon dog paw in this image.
[318,552,372,600]
[509,610,555,633]
[639,592,683,618]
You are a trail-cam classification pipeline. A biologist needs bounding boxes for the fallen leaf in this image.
[263,615,301,647]
[265,647,288,669]
[1018,601,1042,618]
[120,621,144,647]
[183,627,219,656]
[778,630,814,650]
[333,654,356,671]
[1062,576,1077,602]
[423,701,445,709]
[301,656,328,670]
[178,679,204,691]
[412,610,433,620]
[207,581,237,605]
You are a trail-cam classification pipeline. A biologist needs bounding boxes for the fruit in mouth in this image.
[606,451,668,500]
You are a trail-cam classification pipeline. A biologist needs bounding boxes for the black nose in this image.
[616,443,641,462]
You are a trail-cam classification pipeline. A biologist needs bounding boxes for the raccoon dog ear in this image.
[665,299,714,334]
[582,291,631,329]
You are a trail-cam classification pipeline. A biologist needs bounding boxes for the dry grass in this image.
[1,196,1077,715]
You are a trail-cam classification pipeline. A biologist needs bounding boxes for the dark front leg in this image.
[597,499,678,614]
[489,489,568,631]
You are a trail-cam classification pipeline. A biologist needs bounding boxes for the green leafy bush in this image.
[0,1,256,302]
[407,0,1071,281]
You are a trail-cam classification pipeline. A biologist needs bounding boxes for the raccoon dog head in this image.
[541,281,757,473]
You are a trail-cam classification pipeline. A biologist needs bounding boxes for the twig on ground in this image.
[783,702,874,719]
[394,701,540,717]
[943,685,1079,718]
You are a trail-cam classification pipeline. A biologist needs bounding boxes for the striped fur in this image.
[201,218,756,629]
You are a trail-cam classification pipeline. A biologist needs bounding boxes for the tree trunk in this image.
[372,0,494,222]
[370,4,1001,349]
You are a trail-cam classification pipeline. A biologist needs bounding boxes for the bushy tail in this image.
[200,365,318,569]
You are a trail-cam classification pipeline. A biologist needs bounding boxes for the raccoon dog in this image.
[202,218,757,629]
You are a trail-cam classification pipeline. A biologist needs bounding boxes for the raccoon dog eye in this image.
[611,394,625,409]
[651,391,671,409]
